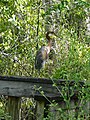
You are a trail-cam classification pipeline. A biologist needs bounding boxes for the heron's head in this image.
[46,31,57,40]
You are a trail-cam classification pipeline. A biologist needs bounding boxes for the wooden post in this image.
[7,96,21,120]
[36,100,45,120]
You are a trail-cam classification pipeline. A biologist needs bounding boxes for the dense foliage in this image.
[0,0,89,80]
[0,0,90,119]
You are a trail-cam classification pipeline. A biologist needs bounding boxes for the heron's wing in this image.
[35,46,47,70]
[41,46,48,60]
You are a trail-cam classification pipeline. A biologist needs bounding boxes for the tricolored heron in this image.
[35,31,56,72]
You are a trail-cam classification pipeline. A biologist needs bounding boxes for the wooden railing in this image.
[0,76,89,120]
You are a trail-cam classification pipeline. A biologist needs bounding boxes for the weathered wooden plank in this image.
[0,80,60,98]
[0,76,84,100]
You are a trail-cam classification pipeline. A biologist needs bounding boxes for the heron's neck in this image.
[48,39,52,48]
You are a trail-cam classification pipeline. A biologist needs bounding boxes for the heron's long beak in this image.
[54,33,59,38]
